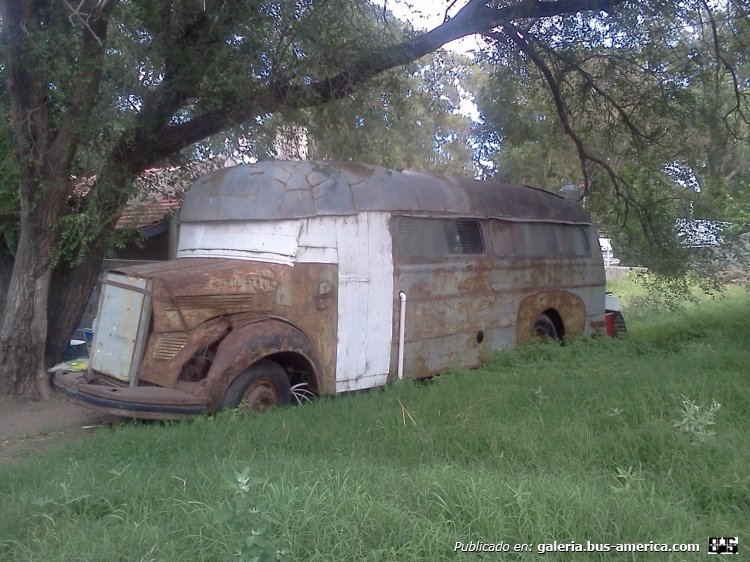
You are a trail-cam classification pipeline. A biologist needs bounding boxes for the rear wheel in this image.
[221,360,291,412]
[611,310,627,336]
[533,314,559,341]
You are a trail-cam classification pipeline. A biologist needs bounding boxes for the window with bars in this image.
[395,217,485,263]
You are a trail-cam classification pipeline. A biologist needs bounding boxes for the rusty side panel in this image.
[270,262,337,396]
[392,249,603,379]
[392,256,506,379]
[116,259,337,399]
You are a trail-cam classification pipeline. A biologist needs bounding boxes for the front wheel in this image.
[221,360,291,412]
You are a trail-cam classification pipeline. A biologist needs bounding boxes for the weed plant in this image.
[0,291,748,561]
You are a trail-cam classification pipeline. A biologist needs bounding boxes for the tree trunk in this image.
[0,216,57,398]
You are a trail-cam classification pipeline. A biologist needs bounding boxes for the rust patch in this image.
[114,259,337,401]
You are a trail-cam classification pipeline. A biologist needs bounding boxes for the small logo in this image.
[708,537,738,555]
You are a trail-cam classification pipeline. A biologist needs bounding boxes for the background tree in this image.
[206,49,479,175]
[473,0,749,270]
[304,50,478,175]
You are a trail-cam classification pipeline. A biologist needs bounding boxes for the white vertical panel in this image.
[366,213,394,376]
[335,212,393,392]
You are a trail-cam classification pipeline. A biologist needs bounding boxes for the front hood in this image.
[110,258,286,331]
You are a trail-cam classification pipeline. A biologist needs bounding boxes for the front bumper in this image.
[53,371,208,420]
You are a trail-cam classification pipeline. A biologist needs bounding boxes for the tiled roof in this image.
[117,197,182,229]
[71,156,237,232]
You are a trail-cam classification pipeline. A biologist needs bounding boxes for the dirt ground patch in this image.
[0,396,110,465]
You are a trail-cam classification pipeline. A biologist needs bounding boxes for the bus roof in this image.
[180,161,591,224]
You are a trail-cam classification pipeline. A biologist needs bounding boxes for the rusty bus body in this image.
[53,161,612,419]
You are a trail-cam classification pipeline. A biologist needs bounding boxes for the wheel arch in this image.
[204,319,320,411]
[516,290,585,345]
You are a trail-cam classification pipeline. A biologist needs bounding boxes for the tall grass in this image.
[1,290,748,561]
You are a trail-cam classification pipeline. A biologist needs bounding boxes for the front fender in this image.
[204,319,318,410]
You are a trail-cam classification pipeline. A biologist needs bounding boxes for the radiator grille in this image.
[154,333,189,361]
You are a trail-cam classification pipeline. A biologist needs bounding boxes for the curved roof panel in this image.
[180,161,590,224]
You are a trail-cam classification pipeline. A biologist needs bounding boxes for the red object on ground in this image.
[604,312,616,337]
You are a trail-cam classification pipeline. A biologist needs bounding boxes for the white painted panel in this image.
[296,247,338,263]
[335,212,394,392]
[297,217,339,264]
[299,217,338,250]
[337,373,392,392]
[177,221,302,265]
[178,248,296,265]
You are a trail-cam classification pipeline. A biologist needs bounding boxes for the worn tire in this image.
[533,314,559,341]
[221,360,291,412]
[612,310,627,336]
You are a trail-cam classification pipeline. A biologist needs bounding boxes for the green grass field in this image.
[1,285,748,561]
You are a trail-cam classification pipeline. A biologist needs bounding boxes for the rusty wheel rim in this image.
[242,381,279,412]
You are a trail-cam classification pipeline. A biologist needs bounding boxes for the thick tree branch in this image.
[1,1,50,171]
[530,39,662,149]
[701,0,750,135]
[47,0,114,180]
[487,22,650,237]
[151,0,629,159]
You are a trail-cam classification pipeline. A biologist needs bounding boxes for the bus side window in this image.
[557,225,591,256]
[519,223,558,257]
[450,219,484,254]
[396,217,449,262]
[491,221,515,256]
[396,217,485,263]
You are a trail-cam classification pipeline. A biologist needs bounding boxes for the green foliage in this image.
[474,66,580,188]
[0,134,20,255]
[303,51,477,175]
[204,47,479,176]
[608,271,749,320]
[473,0,750,276]
[216,467,290,562]
[673,396,722,444]
[1,291,748,560]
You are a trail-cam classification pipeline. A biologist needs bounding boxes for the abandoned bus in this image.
[53,161,622,419]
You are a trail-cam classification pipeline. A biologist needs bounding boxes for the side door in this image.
[332,212,394,392]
